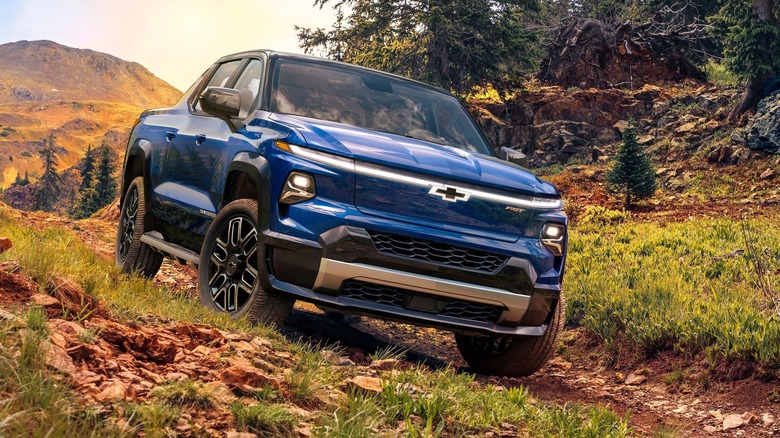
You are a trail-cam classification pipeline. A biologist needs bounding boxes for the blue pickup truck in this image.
[115,51,567,376]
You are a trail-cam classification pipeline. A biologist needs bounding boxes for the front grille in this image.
[340,280,502,324]
[369,231,509,274]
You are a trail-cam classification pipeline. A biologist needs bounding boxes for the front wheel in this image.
[455,294,566,377]
[115,176,163,278]
[198,198,294,325]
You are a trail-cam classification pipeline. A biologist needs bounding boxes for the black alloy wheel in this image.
[206,215,258,313]
[115,176,163,278]
[198,198,294,325]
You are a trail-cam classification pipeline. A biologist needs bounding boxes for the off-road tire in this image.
[115,176,163,278]
[455,294,566,377]
[198,198,294,325]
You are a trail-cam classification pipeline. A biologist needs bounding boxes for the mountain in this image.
[0,40,181,108]
[0,40,182,193]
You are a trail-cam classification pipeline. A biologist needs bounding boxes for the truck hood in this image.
[270,113,559,198]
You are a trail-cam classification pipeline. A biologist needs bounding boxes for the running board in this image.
[140,232,200,265]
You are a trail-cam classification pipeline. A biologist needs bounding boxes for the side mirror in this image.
[499,146,529,168]
[200,87,242,118]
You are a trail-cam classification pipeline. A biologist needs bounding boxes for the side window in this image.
[205,60,242,88]
[193,60,242,112]
[233,59,264,114]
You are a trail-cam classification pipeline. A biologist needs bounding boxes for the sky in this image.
[0,0,340,91]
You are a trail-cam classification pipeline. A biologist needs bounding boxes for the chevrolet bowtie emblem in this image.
[429,185,471,202]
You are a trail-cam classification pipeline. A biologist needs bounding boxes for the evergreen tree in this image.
[297,0,543,96]
[73,145,117,219]
[22,171,29,186]
[711,0,780,119]
[80,144,95,191]
[32,132,62,212]
[606,123,656,210]
[94,145,117,208]
[14,173,20,185]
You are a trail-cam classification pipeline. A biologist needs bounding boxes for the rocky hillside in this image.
[0,40,181,191]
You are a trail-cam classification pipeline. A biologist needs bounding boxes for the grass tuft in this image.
[231,402,297,437]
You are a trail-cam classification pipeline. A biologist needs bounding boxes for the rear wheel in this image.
[455,294,566,377]
[198,198,294,325]
[115,176,163,278]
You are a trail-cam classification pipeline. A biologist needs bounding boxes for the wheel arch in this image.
[120,140,152,206]
[224,152,272,229]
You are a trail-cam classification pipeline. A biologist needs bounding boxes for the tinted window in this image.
[206,60,241,88]
[194,60,242,112]
[270,60,492,155]
[233,59,264,113]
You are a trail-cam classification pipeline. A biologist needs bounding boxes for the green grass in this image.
[568,215,780,368]
[232,402,297,436]
[122,402,179,438]
[150,379,217,409]
[0,205,637,436]
[317,367,632,437]
[0,206,282,344]
[703,60,740,87]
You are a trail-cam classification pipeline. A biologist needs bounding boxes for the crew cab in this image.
[115,50,567,376]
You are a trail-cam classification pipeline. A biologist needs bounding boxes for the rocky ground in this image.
[2,194,779,436]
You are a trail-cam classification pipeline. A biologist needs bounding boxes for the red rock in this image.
[45,342,77,375]
[0,237,12,254]
[613,120,629,133]
[30,293,59,307]
[624,373,647,385]
[346,376,383,394]
[221,364,276,394]
[723,413,746,430]
[370,359,412,371]
[760,168,776,180]
[72,369,104,387]
[165,372,189,381]
[95,379,128,402]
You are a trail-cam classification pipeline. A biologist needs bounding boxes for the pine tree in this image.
[73,145,117,219]
[14,173,20,185]
[297,0,543,96]
[711,0,780,120]
[606,123,656,210]
[94,145,117,208]
[80,144,95,191]
[32,132,62,212]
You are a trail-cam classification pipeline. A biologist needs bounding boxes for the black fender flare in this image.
[120,138,153,206]
[224,152,276,292]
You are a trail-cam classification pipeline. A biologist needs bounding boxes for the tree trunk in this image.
[729,0,778,121]
[624,188,632,211]
[728,74,771,122]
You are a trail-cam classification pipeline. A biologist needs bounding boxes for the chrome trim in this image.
[287,144,563,210]
[312,258,531,322]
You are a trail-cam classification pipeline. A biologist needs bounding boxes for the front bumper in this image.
[260,225,562,337]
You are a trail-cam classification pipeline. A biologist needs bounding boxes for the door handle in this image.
[165,131,176,142]
[195,134,206,145]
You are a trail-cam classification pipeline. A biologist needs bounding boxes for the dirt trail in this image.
[6,205,779,436]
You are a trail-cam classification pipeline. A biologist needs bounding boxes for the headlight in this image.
[275,140,355,171]
[541,223,566,256]
[280,171,316,205]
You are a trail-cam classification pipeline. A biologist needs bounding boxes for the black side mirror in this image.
[200,87,242,118]
[499,146,529,168]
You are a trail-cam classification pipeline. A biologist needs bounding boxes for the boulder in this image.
[744,92,780,153]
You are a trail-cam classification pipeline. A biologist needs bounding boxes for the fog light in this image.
[280,172,316,205]
[541,223,566,256]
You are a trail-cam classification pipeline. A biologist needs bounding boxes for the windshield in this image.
[269,59,493,155]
